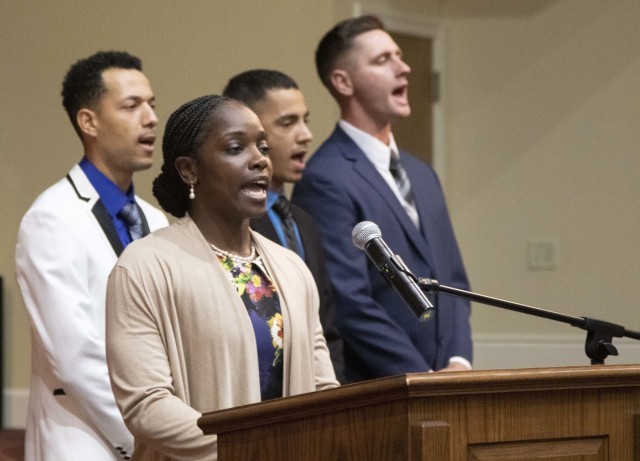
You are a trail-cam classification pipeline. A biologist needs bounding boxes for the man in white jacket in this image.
[15,51,168,461]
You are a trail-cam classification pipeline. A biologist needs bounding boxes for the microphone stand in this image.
[418,277,640,365]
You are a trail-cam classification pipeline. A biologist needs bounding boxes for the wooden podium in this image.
[198,364,640,460]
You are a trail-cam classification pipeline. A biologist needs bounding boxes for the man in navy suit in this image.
[292,15,472,382]
[223,69,345,382]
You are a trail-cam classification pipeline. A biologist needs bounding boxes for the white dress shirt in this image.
[339,120,420,228]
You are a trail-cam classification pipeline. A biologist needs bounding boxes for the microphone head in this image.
[352,221,381,250]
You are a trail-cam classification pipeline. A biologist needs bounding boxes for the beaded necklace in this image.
[208,241,257,264]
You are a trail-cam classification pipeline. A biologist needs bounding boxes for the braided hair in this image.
[153,94,231,217]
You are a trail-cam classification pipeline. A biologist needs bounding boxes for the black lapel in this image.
[250,215,279,242]
[136,203,151,237]
[66,173,136,256]
[66,174,90,202]
[92,200,124,256]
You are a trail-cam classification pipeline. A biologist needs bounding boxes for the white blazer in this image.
[16,164,168,461]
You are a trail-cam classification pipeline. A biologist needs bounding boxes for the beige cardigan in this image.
[106,217,338,461]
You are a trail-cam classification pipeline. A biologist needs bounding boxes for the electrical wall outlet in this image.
[527,238,559,271]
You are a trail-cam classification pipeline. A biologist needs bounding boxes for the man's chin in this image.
[390,110,411,124]
[132,159,154,172]
[396,105,411,119]
[288,172,304,184]
[273,172,303,186]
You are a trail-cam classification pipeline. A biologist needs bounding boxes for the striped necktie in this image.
[272,196,302,256]
[118,202,144,241]
[389,151,416,208]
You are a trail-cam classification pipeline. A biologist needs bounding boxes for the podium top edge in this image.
[198,364,640,435]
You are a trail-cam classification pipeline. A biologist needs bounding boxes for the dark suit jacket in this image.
[251,204,346,383]
[292,125,472,383]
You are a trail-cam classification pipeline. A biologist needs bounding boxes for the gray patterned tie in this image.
[389,151,415,208]
[118,202,144,241]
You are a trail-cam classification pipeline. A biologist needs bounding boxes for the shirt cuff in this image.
[448,356,472,370]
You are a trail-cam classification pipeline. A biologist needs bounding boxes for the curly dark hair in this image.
[152,95,233,218]
[315,15,385,95]
[61,51,142,137]
[222,69,299,109]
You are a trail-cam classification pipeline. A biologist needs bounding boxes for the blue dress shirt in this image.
[79,157,138,248]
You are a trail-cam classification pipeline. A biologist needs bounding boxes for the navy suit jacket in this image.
[251,204,346,383]
[292,125,472,382]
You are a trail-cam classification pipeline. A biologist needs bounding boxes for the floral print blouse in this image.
[216,253,284,401]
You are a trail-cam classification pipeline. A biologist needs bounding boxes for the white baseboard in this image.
[3,388,28,429]
[2,334,637,427]
[473,333,640,370]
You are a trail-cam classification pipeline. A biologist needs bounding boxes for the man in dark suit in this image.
[223,70,345,382]
[292,16,472,383]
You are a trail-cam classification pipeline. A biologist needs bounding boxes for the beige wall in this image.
[2,0,639,395]
[446,1,640,337]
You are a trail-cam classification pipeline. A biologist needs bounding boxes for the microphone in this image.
[352,221,434,322]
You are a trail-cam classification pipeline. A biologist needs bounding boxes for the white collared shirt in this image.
[339,120,420,228]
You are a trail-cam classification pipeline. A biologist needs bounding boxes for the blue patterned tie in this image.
[118,202,144,241]
[389,151,415,208]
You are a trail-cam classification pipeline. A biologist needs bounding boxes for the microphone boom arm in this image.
[418,277,640,365]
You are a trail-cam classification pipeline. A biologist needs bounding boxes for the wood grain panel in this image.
[218,400,409,461]
[468,437,607,460]
[199,365,640,461]
[410,421,450,461]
